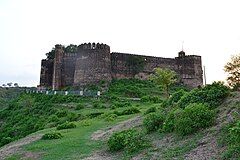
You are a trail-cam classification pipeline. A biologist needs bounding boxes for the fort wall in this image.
[41,43,203,90]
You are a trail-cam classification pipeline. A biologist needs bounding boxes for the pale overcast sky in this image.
[0,0,240,86]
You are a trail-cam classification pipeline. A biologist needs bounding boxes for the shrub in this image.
[219,121,240,159]
[87,112,104,118]
[168,89,186,106]
[75,103,84,110]
[162,108,182,133]
[143,112,165,133]
[121,107,140,115]
[56,121,76,130]
[113,101,132,108]
[144,106,157,115]
[108,129,147,153]
[48,114,59,123]
[56,109,68,118]
[175,103,215,136]
[42,132,63,140]
[66,112,78,121]
[105,114,118,122]
[177,82,229,109]
[141,96,162,103]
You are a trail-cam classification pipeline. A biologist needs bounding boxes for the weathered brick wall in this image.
[62,53,77,87]
[52,45,64,90]
[73,43,112,86]
[40,59,53,87]
[111,52,203,88]
[176,55,203,88]
[111,52,177,79]
[40,43,203,89]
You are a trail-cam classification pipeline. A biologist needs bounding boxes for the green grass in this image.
[24,114,137,160]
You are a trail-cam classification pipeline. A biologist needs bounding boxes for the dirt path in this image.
[91,115,142,141]
[0,134,43,160]
[84,116,142,160]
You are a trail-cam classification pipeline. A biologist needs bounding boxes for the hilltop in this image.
[0,79,239,160]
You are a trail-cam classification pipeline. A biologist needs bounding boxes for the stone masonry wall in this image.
[40,59,53,87]
[40,43,203,89]
[73,43,112,86]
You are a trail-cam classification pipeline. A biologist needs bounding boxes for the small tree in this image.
[7,82,12,87]
[14,83,19,87]
[224,54,240,90]
[150,68,177,97]
[2,84,6,87]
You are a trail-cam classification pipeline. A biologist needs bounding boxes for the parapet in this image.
[77,42,110,52]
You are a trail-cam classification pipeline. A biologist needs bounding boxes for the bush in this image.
[56,121,76,130]
[113,101,132,108]
[143,112,165,133]
[144,106,157,115]
[48,114,59,123]
[105,114,118,122]
[162,108,182,133]
[56,109,68,118]
[66,112,79,121]
[75,103,84,110]
[42,132,63,140]
[141,96,162,103]
[175,103,215,136]
[219,121,240,159]
[87,112,104,118]
[121,107,140,115]
[108,129,147,153]
[168,89,186,106]
[177,82,229,109]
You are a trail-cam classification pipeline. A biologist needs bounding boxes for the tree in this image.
[46,48,55,60]
[224,54,240,90]
[2,84,6,87]
[14,83,19,87]
[7,82,12,87]
[149,68,177,97]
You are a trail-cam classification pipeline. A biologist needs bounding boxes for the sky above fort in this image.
[0,0,240,86]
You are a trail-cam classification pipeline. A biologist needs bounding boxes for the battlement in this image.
[78,42,110,52]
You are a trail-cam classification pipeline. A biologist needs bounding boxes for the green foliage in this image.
[112,101,132,108]
[0,94,61,147]
[175,103,215,136]
[105,114,118,122]
[46,48,55,60]
[42,132,63,140]
[219,121,240,159]
[87,112,104,118]
[107,79,161,98]
[108,129,147,153]
[75,103,84,110]
[143,112,165,133]
[177,82,230,109]
[56,109,68,118]
[144,106,157,115]
[168,89,186,106]
[120,107,140,115]
[162,108,182,133]
[150,68,177,97]
[56,121,76,130]
[64,44,78,53]
[141,95,163,103]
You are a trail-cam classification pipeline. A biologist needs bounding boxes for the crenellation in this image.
[40,43,203,89]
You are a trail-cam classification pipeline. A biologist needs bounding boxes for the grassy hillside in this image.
[0,80,239,160]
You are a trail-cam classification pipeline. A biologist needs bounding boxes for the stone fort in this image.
[40,42,203,90]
